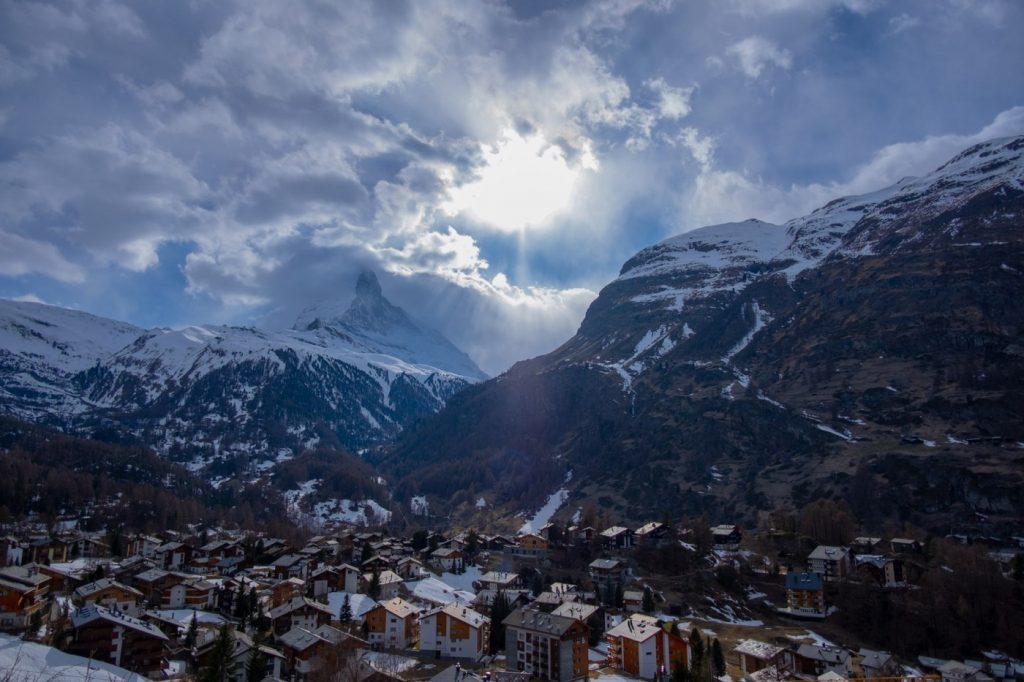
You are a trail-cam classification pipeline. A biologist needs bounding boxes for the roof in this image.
[786,572,823,591]
[797,644,850,664]
[735,639,785,660]
[711,524,738,534]
[74,578,143,600]
[589,559,622,570]
[0,566,49,588]
[422,602,490,629]
[268,596,334,620]
[606,614,663,642]
[278,624,347,652]
[134,568,169,583]
[375,597,420,619]
[808,546,849,561]
[635,522,665,535]
[432,547,462,558]
[859,650,894,670]
[600,526,630,537]
[818,671,848,682]
[71,605,169,641]
[478,571,519,585]
[503,608,578,636]
[550,602,599,622]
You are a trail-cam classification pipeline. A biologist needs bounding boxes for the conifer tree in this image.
[368,568,381,600]
[340,594,353,624]
[489,589,511,654]
[203,624,233,682]
[711,638,725,677]
[642,586,655,613]
[185,611,199,650]
[246,632,267,682]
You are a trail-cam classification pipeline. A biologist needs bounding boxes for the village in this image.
[0,513,1022,682]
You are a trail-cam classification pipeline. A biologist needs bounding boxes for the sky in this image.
[1,0,1022,375]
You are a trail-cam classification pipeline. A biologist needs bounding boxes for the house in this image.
[126,534,162,559]
[271,577,306,607]
[783,572,825,617]
[73,578,143,613]
[154,541,193,571]
[850,537,883,554]
[279,624,363,679]
[711,525,742,549]
[0,564,50,632]
[362,570,404,601]
[27,536,70,564]
[194,627,285,680]
[890,538,923,554]
[600,527,633,551]
[606,614,688,680]
[734,639,788,676]
[859,649,899,678]
[634,522,671,547]
[503,607,589,682]
[513,534,549,557]
[589,559,627,586]
[476,572,524,592]
[396,557,426,580]
[269,596,334,636]
[272,553,314,581]
[794,644,853,678]
[163,578,217,610]
[807,546,850,581]
[131,568,170,605]
[63,604,168,676]
[622,590,645,613]
[853,555,911,588]
[431,547,465,572]
[364,597,420,649]
[419,603,491,659]
[939,661,985,682]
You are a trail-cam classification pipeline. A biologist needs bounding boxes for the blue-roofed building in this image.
[782,572,825,618]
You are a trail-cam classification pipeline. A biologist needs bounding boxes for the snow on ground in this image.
[786,630,836,647]
[361,651,419,673]
[0,633,147,681]
[519,472,573,534]
[437,565,484,593]
[814,423,853,441]
[723,301,771,362]
[411,495,429,516]
[476,497,487,509]
[407,576,475,606]
[327,591,377,619]
[155,609,227,628]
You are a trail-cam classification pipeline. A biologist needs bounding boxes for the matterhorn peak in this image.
[355,270,383,300]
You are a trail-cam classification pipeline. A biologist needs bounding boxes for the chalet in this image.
[431,547,466,571]
[622,590,645,613]
[154,541,193,571]
[850,537,883,554]
[570,526,596,545]
[854,555,910,588]
[513,534,549,557]
[859,649,899,678]
[69,534,109,559]
[0,564,50,632]
[362,554,394,573]
[194,627,285,680]
[711,525,742,549]
[131,568,170,605]
[163,578,217,610]
[635,522,671,547]
[271,577,306,607]
[794,644,852,678]
[420,602,491,659]
[126,534,162,559]
[503,607,589,682]
[807,546,850,581]
[64,604,168,676]
[312,566,348,597]
[589,559,627,586]
[533,591,571,612]
[27,536,70,564]
[784,572,825,617]
[270,596,334,636]
[606,614,688,680]
[890,538,923,554]
[481,534,515,552]
[362,570,404,601]
[73,578,143,613]
[474,588,533,611]
[272,553,314,581]
[396,557,426,580]
[364,597,420,649]
[600,527,633,551]
[477,572,524,592]
[279,624,362,679]
[734,639,788,676]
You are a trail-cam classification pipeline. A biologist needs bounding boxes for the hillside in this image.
[379,136,1024,534]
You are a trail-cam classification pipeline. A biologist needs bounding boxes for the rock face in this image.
[0,273,485,472]
[383,136,1024,532]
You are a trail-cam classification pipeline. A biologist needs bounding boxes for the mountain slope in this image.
[381,136,1024,533]
[0,272,484,473]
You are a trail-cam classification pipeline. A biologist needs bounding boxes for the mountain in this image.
[380,136,1024,533]
[0,272,485,474]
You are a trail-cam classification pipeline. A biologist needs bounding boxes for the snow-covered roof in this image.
[735,639,785,660]
[606,614,662,642]
[376,597,420,619]
[278,624,347,652]
[0,633,148,681]
[797,644,850,664]
[71,605,168,640]
[808,546,849,561]
[551,602,599,622]
[74,577,143,599]
[422,602,490,629]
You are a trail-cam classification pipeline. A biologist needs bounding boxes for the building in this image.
[634,523,671,547]
[794,644,853,678]
[503,607,589,682]
[588,559,627,586]
[806,546,850,581]
[476,572,524,592]
[711,525,742,549]
[73,578,143,614]
[419,603,491,660]
[859,649,899,678]
[431,547,466,572]
[513,534,549,557]
[63,604,168,676]
[734,639,788,676]
[364,597,420,649]
[0,564,50,632]
[605,614,688,680]
[784,572,825,617]
[269,596,334,637]
[600,527,633,551]
[279,624,361,679]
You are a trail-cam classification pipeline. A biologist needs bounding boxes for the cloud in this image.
[0,232,85,283]
[887,13,921,34]
[726,36,793,79]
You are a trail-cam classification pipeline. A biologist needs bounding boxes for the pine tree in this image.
[689,627,704,675]
[642,586,655,613]
[203,624,233,682]
[615,582,624,608]
[368,568,381,600]
[489,590,511,654]
[340,594,353,624]
[185,611,199,650]
[711,638,725,677]
[246,632,268,682]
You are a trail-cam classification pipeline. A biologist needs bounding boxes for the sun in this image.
[444,127,597,234]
